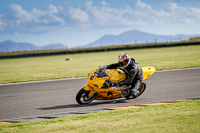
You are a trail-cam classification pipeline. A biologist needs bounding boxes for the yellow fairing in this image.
[106,69,126,83]
[142,67,156,81]
[95,87,122,100]
[85,68,126,100]
[82,85,94,91]
[82,85,96,98]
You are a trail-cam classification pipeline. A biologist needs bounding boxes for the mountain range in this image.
[85,30,197,47]
[0,40,67,52]
[0,30,198,52]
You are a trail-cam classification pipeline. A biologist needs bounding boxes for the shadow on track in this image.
[38,99,129,110]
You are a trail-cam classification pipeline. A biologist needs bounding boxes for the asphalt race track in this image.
[0,68,200,120]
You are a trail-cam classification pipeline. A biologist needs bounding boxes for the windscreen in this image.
[94,67,107,78]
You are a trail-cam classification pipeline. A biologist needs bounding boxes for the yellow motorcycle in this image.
[76,66,156,104]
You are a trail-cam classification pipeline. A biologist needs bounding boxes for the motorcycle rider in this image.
[102,53,143,98]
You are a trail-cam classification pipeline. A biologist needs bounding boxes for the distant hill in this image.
[0,40,66,52]
[41,44,67,50]
[85,30,197,47]
[0,30,198,52]
[0,40,38,52]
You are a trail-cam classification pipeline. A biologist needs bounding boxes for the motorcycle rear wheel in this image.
[76,88,98,105]
[136,82,146,97]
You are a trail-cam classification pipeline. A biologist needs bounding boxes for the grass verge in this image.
[0,100,199,133]
[0,45,200,84]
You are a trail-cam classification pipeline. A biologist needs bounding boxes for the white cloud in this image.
[83,0,170,26]
[162,1,200,24]
[31,8,46,23]
[167,2,178,11]
[85,1,131,26]
[135,0,151,9]
[3,4,65,33]
[9,4,33,25]
[1,1,200,34]
[48,4,58,14]
[69,7,89,22]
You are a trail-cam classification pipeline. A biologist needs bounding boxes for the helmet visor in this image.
[119,61,128,67]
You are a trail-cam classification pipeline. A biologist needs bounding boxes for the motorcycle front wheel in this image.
[76,88,98,105]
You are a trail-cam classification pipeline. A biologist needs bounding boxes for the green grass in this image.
[0,100,199,133]
[0,45,200,84]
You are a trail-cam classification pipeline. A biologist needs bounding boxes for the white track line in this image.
[0,77,86,86]
[0,68,199,86]
[156,67,200,72]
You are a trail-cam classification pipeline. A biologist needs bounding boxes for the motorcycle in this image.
[76,66,155,104]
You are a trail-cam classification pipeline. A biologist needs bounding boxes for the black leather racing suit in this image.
[106,58,143,94]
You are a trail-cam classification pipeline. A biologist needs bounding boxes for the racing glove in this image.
[99,65,106,70]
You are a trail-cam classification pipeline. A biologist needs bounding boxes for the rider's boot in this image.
[128,89,137,99]
[128,80,141,99]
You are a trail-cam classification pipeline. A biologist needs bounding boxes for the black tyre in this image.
[76,88,98,105]
[136,82,146,97]
[125,82,146,99]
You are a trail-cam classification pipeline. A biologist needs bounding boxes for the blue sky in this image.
[0,0,200,47]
